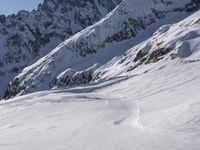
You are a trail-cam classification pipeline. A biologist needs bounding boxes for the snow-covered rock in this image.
[4,0,200,99]
[95,9,200,79]
[54,64,98,89]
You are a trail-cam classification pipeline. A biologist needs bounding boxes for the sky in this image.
[0,0,43,15]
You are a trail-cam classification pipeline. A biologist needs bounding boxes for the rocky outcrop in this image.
[53,67,94,89]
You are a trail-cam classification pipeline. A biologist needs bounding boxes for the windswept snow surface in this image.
[0,59,200,150]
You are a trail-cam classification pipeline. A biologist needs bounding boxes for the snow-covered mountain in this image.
[0,11,200,147]
[4,0,200,99]
[0,0,122,98]
[0,0,200,149]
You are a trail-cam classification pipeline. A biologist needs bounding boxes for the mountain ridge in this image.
[4,0,200,99]
[0,0,122,98]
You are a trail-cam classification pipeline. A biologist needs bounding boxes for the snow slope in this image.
[0,56,200,150]
[94,8,200,80]
[5,0,200,99]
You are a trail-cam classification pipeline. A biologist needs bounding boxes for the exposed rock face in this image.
[53,66,96,89]
[0,0,122,98]
[4,0,200,99]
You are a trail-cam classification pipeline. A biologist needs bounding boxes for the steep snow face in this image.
[0,56,200,150]
[0,0,122,98]
[4,0,200,99]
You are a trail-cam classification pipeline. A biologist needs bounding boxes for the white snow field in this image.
[0,59,200,150]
